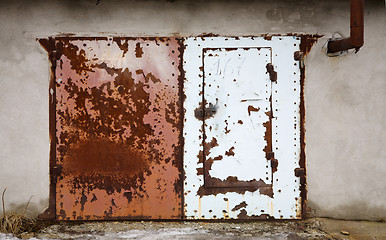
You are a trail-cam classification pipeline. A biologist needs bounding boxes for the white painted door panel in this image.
[183,37,302,219]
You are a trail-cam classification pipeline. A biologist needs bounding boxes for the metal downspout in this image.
[327,0,364,53]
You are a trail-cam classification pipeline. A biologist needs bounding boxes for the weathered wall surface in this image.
[0,0,385,220]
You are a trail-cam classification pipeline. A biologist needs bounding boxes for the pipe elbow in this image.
[327,0,364,54]
[350,26,364,48]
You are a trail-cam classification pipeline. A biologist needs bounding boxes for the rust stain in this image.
[204,137,219,155]
[299,35,321,56]
[225,147,235,156]
[63,139,147,174]
[113,38,129,57]
[197,150,204,164]
[135,42,143,58]
[55,39,93,75]
[45,37,183,220]
[206,176,270,189]
[237,209,275,220]
[199,33,220,38]
[224,120,230,134]
[247,105,260,116]
[203,155,223,178]
[231,201,247,211]
[198,176,273,197]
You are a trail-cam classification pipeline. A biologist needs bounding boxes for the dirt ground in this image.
[1,218,385,240]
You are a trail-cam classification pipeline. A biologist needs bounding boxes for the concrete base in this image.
[2,218,386,240]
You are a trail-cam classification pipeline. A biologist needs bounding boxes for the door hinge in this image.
[295,167,306,184]
[294,51,305,68]
[51,165,63,183]
[266,63,277,82]
[271,158,278,169]
[266,152,278,169]
[294,167,305,177]
[294,51,304,61]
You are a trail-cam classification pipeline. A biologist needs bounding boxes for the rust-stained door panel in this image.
[50,38,182,220]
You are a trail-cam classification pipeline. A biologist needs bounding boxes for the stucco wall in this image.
[0,0,385,220]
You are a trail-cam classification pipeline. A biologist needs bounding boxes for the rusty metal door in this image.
[183,37,303,219]
[43,37,183,220]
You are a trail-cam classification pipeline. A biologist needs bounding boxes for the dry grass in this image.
[0,188,37,237]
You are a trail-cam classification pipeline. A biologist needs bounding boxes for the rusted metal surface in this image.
[183,36,304,219]
[327,0,364,53]
[41,37,183,220]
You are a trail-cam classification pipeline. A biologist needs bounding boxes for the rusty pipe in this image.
[327,0,364,53]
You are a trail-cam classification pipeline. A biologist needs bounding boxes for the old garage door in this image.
[41,36,305,220]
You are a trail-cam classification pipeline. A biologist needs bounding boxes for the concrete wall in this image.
[0,0,385,220]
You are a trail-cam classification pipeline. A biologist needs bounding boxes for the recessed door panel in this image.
[202,48,272,189]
